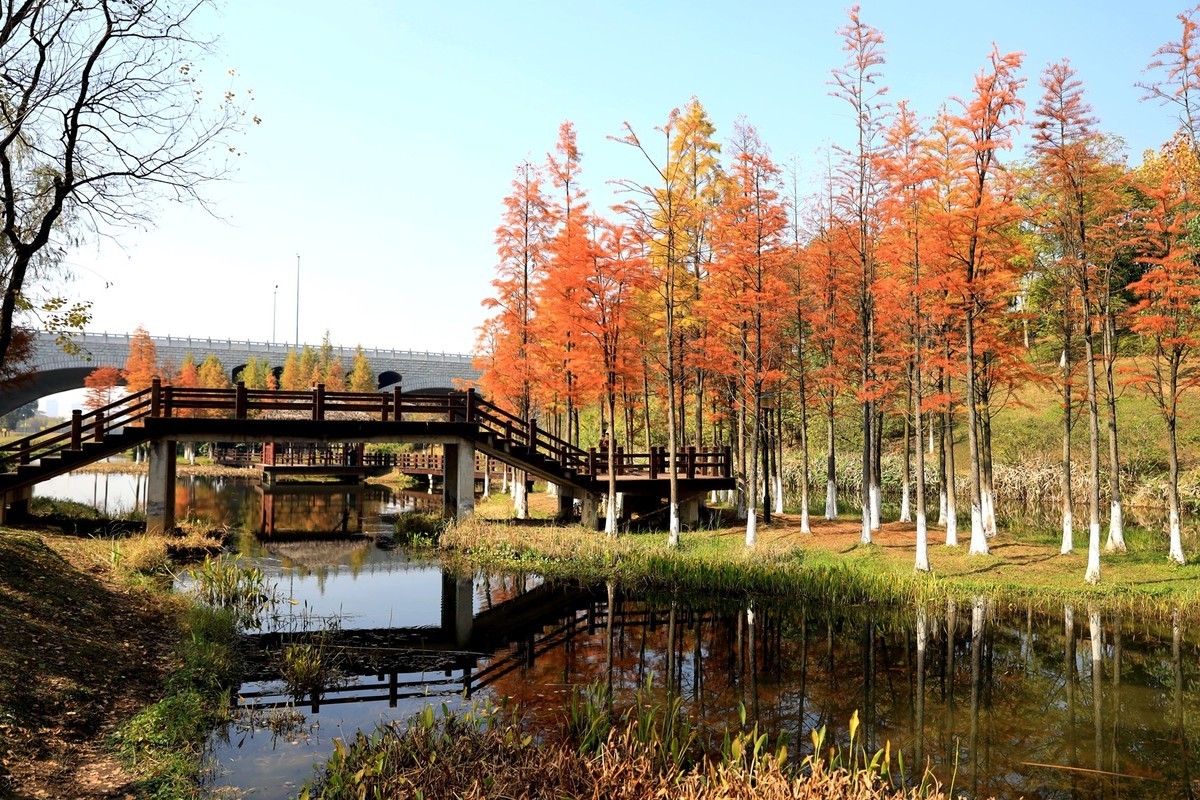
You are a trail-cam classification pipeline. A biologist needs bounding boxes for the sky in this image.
[51,0,1197,364]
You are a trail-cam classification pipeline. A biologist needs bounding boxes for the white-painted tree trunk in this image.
[1084,522,1101,584]
[900,483,912,523]
[915,512,930,572]
[1105,500,1126,553]
[825,479,837,520]
[982,488,996,538]
[870,482,881,530]
[513,474,528,520]
[604,493,617,537]
[861,502,872,544]
[1169,507,1185,564]
[1061,510,1074,554]
[773,475,784,515]
[668,502,681,547]
[969,503,987,555]
[745,509,757,547]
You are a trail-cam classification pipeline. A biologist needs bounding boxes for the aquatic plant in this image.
[186,554,277,629]
[300,698,956,799]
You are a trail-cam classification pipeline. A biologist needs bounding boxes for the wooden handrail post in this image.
[465,388,475,422]
[19,441,29,466]
[616,445,624,477]
[150,378,161,417]
[235,381,248,420]
[70,410,82,450]
[649,446,659,480]
[588,447,597,477]
[394,384,403,422]
[94,410,105,444]
[380,394,389,423]
[686,446,696,479]
[529,417,538,452]
[314,384,325,421]
[723,445,733,478]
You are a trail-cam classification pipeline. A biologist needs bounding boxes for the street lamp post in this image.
[295,254,300,348]
[272,284,278,345]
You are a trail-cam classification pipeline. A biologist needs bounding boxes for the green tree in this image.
[1,400,37,431]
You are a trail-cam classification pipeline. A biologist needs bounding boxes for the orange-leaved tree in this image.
[83,366,123,410]
[947,46,1027,555]
[1030,59,1132,581]
[1128,133,1200,566]
[878,100,939,571]
[830,4,890,542]
[704,119,791,547]
[476,159,553,520]
[573,220,651,536]
[123,325,160,392]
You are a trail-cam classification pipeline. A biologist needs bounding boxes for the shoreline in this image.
[441,494,1200,617]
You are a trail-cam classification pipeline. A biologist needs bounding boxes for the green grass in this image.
[446,494,1200,620]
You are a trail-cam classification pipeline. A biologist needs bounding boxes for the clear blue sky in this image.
[57,0,1193,359]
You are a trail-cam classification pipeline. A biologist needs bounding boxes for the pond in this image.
[35,472,1200,799]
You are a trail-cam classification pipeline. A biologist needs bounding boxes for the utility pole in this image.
[295,254,300,348]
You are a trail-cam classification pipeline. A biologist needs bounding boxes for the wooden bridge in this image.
[214,443,510,487]
[0,381,733,532]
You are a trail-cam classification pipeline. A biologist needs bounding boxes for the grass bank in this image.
[442,493,1200,619]
[0,526,238,798]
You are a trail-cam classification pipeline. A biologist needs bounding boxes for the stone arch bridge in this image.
[0,331,480,415]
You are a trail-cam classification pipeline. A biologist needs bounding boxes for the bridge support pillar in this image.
[580,492,600,530]
[1,485,32,523]
[442,439,475,521]
[681,496,701,527]
[441,571,474,649]
[554,485,573,522]
[146,440,177,534]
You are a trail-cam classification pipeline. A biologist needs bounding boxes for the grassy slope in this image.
[0,529,177,797]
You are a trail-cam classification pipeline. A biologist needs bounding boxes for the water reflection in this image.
[30,473,1200,798]
[214,578,1200,799]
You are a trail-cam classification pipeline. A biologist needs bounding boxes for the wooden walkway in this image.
[0,381,733,520]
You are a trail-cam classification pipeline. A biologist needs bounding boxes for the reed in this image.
[186,554,277,629]
[300,697,960,800]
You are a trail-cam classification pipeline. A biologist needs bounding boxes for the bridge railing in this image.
[0,380,731,482]
[585,445,733,479]
[464,392,590,474]
[0,386,156,467]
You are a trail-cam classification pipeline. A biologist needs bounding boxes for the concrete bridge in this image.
[0,331,480,415]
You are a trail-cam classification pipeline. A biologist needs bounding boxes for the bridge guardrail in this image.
[0,380,732,482]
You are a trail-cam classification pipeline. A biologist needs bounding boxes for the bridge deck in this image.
[0,382,734,501]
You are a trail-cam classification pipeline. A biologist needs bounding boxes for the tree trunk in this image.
[964,314,988,554]
[1083,308,1102,584]
[1102,297,1126,552]
[825,391,838,519]
[1166,397,1186,565]
[944,375,959,547]
[1061,342,1075,554]
[901,397,913,523]
[914,333,929,572]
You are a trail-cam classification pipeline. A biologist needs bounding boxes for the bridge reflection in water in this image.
[227,579,1200,800]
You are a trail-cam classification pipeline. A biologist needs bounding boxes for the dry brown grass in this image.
[304,715,958,800]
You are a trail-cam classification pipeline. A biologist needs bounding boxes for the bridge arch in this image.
[0,332,480,415]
